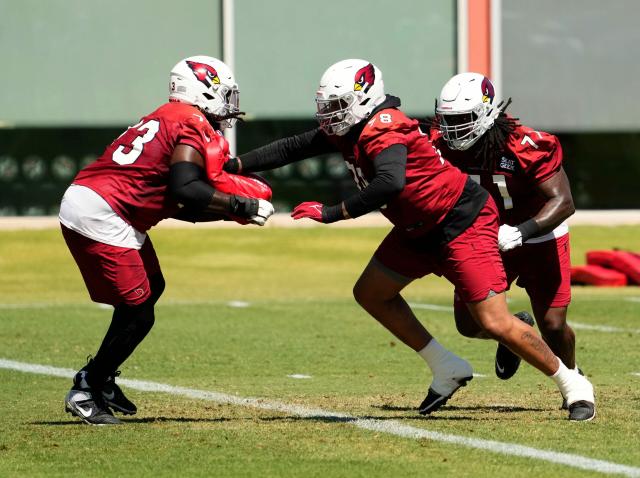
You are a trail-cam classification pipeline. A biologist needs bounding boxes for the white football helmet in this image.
[169,55,240,129]
[435,72,500,150]
[315,59,386,136]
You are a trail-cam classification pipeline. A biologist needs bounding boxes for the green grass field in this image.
[1,225,639,477]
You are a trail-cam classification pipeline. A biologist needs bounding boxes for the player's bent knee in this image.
[540,318,573,340]
[475,313,513,340]
[353,280,372,306]
[455,319,484,338]
[454,307,484,338]
[352,279,392,308]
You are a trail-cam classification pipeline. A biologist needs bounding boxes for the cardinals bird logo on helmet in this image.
[481,77,495,104]
[354,64,375,93]
[186,61,221,88]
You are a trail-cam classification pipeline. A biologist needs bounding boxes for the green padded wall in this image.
[234,0,455,119]
[0,0,221,126]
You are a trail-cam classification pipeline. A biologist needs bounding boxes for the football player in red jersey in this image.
[222,59,595,421]
[59,56,274,425]
[431,73,580,407]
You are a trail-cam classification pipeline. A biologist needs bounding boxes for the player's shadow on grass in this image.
[30,416,235,426]
[258,414,478,423]
[373,404,544,413]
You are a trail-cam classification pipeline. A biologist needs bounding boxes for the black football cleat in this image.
[419,376,473,415]
[495,311,535,380]
[419,354,473,415]
[102,371,137,415]
[65,370,121,426]
[568,400,596,421]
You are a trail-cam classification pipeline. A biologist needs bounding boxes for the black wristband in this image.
[321,204,344,223]
[517,218,540,242]
[230,195,258,218]
[223,157,241,174]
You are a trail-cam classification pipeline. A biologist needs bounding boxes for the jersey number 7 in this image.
[469,174,513,209]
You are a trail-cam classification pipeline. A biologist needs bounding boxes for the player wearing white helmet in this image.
[430,73,588,418]
[223,60,595,421]
[60,56,274,425]
[315,59,386,136]
[169,55,241,130]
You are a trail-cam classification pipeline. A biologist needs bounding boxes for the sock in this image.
[551,360,593,404]
[551,359,569,383]
[417,338,450,371]
[89,299,155,386]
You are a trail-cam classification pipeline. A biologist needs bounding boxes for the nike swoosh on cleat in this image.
[103,391,115,400]
[496,362,505,374]
[76,405,93,417]
[420,395,446,413]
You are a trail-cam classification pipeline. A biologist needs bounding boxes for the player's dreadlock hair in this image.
[204,110,246,127]
[473,98,519,171]
[424,98,520,172]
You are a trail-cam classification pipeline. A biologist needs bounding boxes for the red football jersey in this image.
[333,108,468,235]
[431,123,563,225]
[73,102,215,232]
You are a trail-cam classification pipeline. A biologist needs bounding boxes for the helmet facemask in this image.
[316,92,359,136]
[203,86,241,130]
[435,72,501,150]
[437,100,499,150]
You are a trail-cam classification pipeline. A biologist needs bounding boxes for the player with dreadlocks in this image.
[429,73,583,411]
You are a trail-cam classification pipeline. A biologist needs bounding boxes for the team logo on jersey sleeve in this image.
[186,61,221,88]
[354,64,375,93]
[481,77,495,103]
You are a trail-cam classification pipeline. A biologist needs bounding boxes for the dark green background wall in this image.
[1,124,638,216]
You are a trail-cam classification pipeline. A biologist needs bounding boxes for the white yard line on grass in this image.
[1,358,638,477]
[569,322,640,334]
[408,302,453,312]
[5,301,639,335]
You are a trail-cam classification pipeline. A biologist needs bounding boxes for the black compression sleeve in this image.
[239,128,335,172]
[172,209,228,223]
[169,162,259,218]
[340,144,407,219]
[169,162,216,211]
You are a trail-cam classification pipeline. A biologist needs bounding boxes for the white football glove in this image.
[248,199,275,226]
[497,224,523,251]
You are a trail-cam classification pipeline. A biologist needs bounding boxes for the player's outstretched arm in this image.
[169,144,274,226]
[291,144,406,223]
[224,128,335,174]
